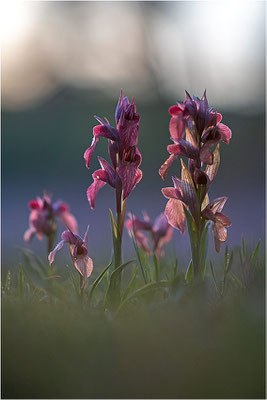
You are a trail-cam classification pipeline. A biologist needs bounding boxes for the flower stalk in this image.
[160,90,232,280]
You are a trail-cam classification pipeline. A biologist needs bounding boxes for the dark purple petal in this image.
[165,198,186,234]
[126,214,152,231]
[168,140,199,160]
[200,143,213,165]
[97,156,116,187]
[159,154,177,180]
[181,160,199,222]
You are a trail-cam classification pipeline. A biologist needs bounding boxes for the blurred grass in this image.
[2,241,265,399]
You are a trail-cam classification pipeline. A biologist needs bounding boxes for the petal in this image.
[168,105,182,116]
[159,154,177,180]
[168,140,199,159]
[28,200,41,210]
[169,114,186,141]
[74,256,93,288]
[97,156,116,187]
[215,212,231,227]
[87,172,107,210]
[209,196,228,214]
[126,215,152,231]
[153,213,169,234]
[24,228,35,242]
[218,123,232,144]
[83,225,90,250]
[118,158,142,200]
[84,122,118,169]
[84,138,98,169]
[53,201,69,214]
[59,212,78,234]
[181,160,199,222]
[161,187,180,200]
[165,198,186,234]
[205,144,220,183]
[212,222,227,242]
[48,240,65,264]
[200,143,213,164]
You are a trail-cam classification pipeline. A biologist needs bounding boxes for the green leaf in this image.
[109,208,119,241]
[18,265,24,299]
[88,261,112,305]
[184,206,199,277]
[122,266,138,301]
[185,260,193,283]
[105,260,135,308]
[210,261,221,296]
[249,240,260,268]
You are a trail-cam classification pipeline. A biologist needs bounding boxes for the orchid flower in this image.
[24,192,78,254]
[160,91,232,277]
[84,91,142,207]
[84,92,143,299]
[159,90,232,180]
[48,226,93,289]
[126,212,173,259]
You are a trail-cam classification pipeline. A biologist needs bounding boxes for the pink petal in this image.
[28,200,41,210]
[159,154,176,180]
[215,212,231,227]
[84,138,98,169]
[87,173,107,210]
[83,225,90,250]
[74,256,93,288]
[24,228,35,242]
[169,114,186,141]
[118,160,142,200]
[218,123,232,144]
[212,223,227,242]
[48,240,65,264]
[59,212,78,234]
[165,199,186,234]
[168,105,182,116]
[162,187,179,200]
[209,197,228,214]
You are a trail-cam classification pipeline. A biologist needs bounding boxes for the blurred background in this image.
[2,1,265,269]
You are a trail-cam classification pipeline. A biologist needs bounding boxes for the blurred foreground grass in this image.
[2,241,265,399]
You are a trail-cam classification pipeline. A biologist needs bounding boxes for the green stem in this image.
[153,253,160,281]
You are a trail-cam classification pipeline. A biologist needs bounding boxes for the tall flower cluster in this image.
[160,91,232,254]
[84,91,142,209]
